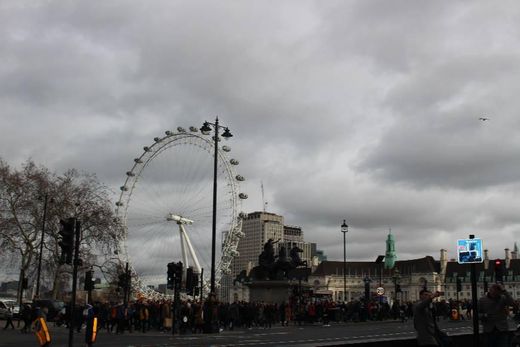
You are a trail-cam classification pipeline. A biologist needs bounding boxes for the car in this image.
[32,300,65,322]
[0,299,19,319]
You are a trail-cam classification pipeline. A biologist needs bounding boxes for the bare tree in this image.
[0,159,124,299]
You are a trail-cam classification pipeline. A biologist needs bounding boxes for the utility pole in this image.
[35,193,49,298]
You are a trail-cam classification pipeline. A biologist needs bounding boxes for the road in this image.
[0,319,475,347]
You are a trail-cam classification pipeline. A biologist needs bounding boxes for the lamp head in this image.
[222,127,233,139]
[200,121,212,133]
[341,219,348,233]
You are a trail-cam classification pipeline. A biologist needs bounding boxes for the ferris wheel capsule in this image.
[165,130,172,136]
[222,145,231,152]
[189,126,198,132]
[143,146,152,152]
[177,127,186,132]
[230,159,239,165]
[239,193,248,199]
[134,158,143,163]
[236,175,245,181]
[126,171,135,177]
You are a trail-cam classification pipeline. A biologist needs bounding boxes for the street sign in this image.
[376,287,385,296]
[457,238,483,264]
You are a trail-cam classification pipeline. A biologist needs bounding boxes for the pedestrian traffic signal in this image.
[494,259,504,283]
[456,277,462,292]
[84,270,95,291]
[58,218,75,264]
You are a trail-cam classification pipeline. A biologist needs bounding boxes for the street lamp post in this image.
[341,220,348,302]
[375,255,385,305]
[200,118,233,295]
[392,268,401,303]
[363,275,371,321]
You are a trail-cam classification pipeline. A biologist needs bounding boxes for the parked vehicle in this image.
[33,300,65,322]
[0,299,19,319]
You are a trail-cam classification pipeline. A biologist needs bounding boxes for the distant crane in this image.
[261,181,268,212]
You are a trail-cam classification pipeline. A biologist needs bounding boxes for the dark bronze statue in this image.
[252,240,308,280]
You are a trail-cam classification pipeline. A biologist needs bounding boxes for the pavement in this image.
[0,318,477,347]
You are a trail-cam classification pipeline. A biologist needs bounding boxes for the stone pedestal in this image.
[247,280,292,303]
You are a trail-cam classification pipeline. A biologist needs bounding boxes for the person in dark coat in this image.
[20,304,32,333]
[84,304,96,347]
[413,289,441,346]
[479,283,515,347]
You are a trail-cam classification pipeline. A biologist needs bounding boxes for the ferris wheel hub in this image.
[166,213,194,225]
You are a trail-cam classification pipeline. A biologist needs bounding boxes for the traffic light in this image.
[84,270,94,291]
[494,259,504,283]
[186,267,194,295]
[456,277,462,292]
[118,273,128,289]
[167,261,183,291]
[167,262,175,290]
[186,267,198,296]
[174,262,183,291]
[59,218,75,264]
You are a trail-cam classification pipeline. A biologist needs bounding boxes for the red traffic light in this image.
[495,259,502,265]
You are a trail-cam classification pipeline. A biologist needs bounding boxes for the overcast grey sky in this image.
[2,1,520,265]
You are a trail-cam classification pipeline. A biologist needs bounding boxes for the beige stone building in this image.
[231,211,285,277]
[310,256,441,303]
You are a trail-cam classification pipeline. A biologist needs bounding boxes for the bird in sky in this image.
[479,117,490,121]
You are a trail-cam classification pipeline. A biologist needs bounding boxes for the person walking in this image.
[479,283,515,347]
[20,303,32,333]
[3,306,15,330]
[413,289,442,346]
[84,304,96,347]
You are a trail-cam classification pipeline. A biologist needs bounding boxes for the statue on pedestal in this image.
[251,239,308,280]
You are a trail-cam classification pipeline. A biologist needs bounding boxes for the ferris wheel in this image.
[114,126,247,299]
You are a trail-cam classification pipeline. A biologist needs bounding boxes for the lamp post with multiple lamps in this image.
[200,118,233,296]
[341,220,348,302]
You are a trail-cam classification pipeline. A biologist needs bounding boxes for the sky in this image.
[2,1,520,268]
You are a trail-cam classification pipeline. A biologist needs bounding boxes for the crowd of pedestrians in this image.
[6,293,520,338]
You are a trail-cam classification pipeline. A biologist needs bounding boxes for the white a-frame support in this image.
[166,213,202,275]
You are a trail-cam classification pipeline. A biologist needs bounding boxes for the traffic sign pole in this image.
[469,235,480,347]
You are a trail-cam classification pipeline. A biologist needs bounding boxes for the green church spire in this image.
[384,228,397,269]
